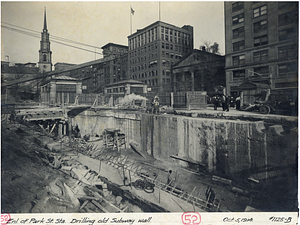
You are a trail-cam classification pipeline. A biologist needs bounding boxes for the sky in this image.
[1,1,225,66]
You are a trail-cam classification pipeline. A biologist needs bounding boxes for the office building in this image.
[224,2,298,99]
[128,21,194,92]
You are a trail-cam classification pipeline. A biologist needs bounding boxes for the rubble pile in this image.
[1,121,144,213]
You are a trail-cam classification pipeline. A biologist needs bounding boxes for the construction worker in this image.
[151,94,160,114]
[167,170,176,186]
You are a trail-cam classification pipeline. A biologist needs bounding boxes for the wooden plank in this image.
[91,200,109,213]
[186,186,197,202]
[92,192,121,212]
[129,141,146,158]
[170,155,205,166]
[80,200,90,210]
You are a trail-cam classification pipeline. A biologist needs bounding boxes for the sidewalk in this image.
[174,106,298,124]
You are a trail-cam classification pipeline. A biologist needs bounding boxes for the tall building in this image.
[128,21,194,93]
[101,43,129,85]
[38,8,52,73]
[224,2,298,97]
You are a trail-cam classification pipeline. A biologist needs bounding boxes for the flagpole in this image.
[159,2,161,21]
[130,5,132,34]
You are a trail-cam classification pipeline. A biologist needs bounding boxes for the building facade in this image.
[224,2,298,97]
[128,21,194,93]
[101,43,129,85]
[38,8,52,73]
[40,75,82,105]
[172,48,225,93]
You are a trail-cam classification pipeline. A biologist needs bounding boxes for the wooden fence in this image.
[44,91,207,110]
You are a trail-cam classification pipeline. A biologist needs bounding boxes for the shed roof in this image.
[105,79,144,87]
[237,81,270,90]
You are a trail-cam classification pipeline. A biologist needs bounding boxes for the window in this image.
[279,28,297,41]
[233,27,244,38]
[278,62,297,76]
[43,54,47,62]
[278,11,298,26]
[278,44,297,59]
[233,40,245,51]
[254,35,268,46]
[232,55,245,66]
[161,34,164,40]
[232,2,244,12]
[233,69,245,78]
[253,66,269,76]
[253,20,267,33]
[253,5,267,18]
[232,13,244,25]
[253,50,268,62]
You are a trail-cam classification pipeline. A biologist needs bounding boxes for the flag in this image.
[131,7,135,15]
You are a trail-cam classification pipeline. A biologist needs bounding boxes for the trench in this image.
[2,107,298,213]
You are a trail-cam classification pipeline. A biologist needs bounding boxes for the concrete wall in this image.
[72,109,297,181]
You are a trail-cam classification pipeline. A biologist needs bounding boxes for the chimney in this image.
[202,46,206,52]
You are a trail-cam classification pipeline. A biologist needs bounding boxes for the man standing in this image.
[151,94,160,114]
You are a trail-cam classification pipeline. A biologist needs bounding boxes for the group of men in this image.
[212,94,240,111]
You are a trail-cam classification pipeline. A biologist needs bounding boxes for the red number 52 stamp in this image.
[181,212,201,225]
[1,214,11,225]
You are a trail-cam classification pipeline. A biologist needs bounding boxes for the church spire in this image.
[43,7,47,31]
[39,7,52,72]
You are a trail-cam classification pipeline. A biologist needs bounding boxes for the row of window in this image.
[161,26,186,37]
[233,35,266,51]
[130,53,157,65]
[129,27,158,50]
[161,34,191,45]
[232,2,297,13]
[129,42,188,58]
[232,28,297,52]
[129,28,191,50]
[233,20,267,38]
[232,10,297,26]
[130,57,178,72]
[110,48,127,53]
[232,44,297,65]
[130,69,171,80]
[232,61,297,78]
[233,34,267,51]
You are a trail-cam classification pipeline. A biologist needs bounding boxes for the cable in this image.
[2,21,103,50]
[2,23,103,55]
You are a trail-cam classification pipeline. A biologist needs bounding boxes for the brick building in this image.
[224,2,298,99]
[101,43,129,85]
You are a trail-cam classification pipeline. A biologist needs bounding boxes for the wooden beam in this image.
[49,122,57,134]
[91,200,109,213]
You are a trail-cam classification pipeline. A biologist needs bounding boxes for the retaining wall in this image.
[72,109,297,181]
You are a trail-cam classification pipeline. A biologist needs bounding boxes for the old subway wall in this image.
[72,109,297,181]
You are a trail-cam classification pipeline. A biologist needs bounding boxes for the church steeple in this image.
[43,7,47,31]
[38,7,52,73]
